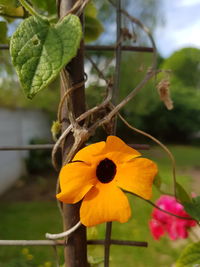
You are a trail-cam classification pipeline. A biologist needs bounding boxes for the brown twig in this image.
[59,0,90,19]
[51,81,113,169]
[57,76,86,123]
[60,70,78,128]
[88,68,157,133]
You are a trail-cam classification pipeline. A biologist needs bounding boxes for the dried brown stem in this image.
[51,82,113,169]
[57,76,86,123]
[60,70,78,128]
[89,69,157,133]
[59,0,90,19]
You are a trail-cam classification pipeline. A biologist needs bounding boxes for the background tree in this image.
[140,48,200,142]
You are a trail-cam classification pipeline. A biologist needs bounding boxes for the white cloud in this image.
[155,0,200,57]
[172,22,200,47]
[176,0,200,7]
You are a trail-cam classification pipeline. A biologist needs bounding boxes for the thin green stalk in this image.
[117,112,177,198]
[124,189,196,221]
[19,0,44,19]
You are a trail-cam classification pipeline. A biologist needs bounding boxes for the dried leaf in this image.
[157,78,173,110]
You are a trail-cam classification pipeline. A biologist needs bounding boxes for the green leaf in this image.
[88,255,104,266]
[0,5,24,18]
[10,15,82,99]
[0,0,19,7]
[85,16,103,43]
[51,120,61,142]
[183,196,200,221]
[0,21,8,43]
[85,1,97,18]
[84,0,104,43]
[176,242,200,267]
[29,0,56,16]
[176,182,192,204]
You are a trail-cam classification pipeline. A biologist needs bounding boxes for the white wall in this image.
[0,108,51,195]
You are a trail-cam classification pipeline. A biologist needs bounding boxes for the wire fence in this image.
[0,0,155,266]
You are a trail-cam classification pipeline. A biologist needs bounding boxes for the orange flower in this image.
[57,136,157,227]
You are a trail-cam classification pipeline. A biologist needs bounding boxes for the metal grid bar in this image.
[0,239,148,247]
[85,45,153,52]
[0,44,153,52]
[0,144,149,150]
[0,144,54,150]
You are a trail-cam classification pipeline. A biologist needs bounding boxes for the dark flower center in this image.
[96,158,116,183]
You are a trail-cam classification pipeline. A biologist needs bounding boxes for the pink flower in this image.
[149,195,196,240]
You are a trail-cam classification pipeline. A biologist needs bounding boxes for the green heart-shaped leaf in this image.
[10,15,82,99]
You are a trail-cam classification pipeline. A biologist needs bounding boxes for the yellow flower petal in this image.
[80,182,131,226]
[73,141,105,163]
[56,162,96,204]
[103,136,141,163]
[115,158,158,199]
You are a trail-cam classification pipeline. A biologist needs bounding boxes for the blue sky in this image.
[155,0,200,57]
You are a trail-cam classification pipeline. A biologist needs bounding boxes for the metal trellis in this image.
[0,0,155,266]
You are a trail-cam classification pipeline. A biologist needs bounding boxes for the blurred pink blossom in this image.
[149,195,196,240]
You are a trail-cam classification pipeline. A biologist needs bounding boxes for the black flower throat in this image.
[96,158,116,183]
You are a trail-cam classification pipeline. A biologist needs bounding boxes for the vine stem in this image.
[19,0,45,19]
[45,221,81,239]
[117,111,177,198]
[124,190,196,221]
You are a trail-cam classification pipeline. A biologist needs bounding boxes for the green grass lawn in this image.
[0,145,199,267]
